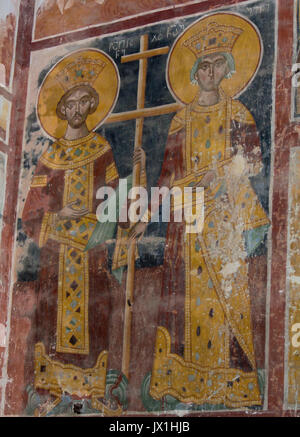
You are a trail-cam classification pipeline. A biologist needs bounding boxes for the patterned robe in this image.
[22,131,120,401]
[149,93,269,408]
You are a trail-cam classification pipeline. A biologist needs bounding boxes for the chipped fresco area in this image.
[0,1,18,88]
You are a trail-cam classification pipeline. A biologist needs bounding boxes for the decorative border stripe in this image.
[30,174,48,187]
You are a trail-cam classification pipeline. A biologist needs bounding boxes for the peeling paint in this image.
[0,323,6,348]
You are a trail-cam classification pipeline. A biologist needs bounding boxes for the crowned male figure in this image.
[22,50,141,414]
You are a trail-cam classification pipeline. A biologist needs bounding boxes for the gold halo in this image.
[37,49,120,139]
[167,12,263,104]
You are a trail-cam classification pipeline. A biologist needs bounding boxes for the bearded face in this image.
[57,85,99,129]
[61,88,94,128]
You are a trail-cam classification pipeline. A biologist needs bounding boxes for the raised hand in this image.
[58,201,89,219]
[133,147,146,173]
[128,221,147,243]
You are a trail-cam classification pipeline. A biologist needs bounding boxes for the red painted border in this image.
[267,0,297,412]
[0,141,9,154]
[1,1,34,301]
[31,0,250,51]
[0,0,35,414]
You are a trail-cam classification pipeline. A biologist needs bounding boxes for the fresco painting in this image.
[12,0,274,416]
[0,0,300,419]
[147,13,269,409]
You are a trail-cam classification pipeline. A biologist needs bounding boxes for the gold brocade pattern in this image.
[39,135,111,355]
[40,133,110,170]
[150,328,261,407]
[48,213,98,252]
[55,161,96,354]
[34,343,107,398]
[105,161,119,184]
[150,97,268,406]
[56,245,90,354]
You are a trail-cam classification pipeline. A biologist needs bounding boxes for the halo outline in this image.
[166,11,264,105]
[36,48,120,139]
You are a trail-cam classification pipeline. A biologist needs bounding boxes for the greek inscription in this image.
[109,38,138,58]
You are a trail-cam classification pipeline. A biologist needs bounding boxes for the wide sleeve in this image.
[22,160,64,247]
[158,109,186,189]
[103,147,120,192]
[229,100,270,233]
[93,146,119,204]
[231,100,263,177]
[86,145,122,253]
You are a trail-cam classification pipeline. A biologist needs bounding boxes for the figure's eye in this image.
[215,60,225,67]
[199,63,209,71]
[80,98,89,105]
[67,102,75,110]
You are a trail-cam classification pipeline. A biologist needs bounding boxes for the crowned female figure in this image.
[147,13,270,408]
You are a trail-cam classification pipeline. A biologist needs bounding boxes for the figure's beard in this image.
[69,114,85,128]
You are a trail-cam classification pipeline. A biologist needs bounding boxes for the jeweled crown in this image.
[55,56,107,91]
[183,22,243,58]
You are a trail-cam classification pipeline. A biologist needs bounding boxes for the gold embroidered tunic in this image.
[22,132,119,400]
[149,94,269,408]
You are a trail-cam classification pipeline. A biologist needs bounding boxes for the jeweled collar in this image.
[40,132,110,170]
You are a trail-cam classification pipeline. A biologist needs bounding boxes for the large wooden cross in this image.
[104,34,182,379]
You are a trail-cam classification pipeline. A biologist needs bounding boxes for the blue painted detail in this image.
[244,224,269,256]
[70,300,77,309]
[214,182,227,199]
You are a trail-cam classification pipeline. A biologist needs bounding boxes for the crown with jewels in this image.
[55,56,107,92]
[183,22,243,58]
